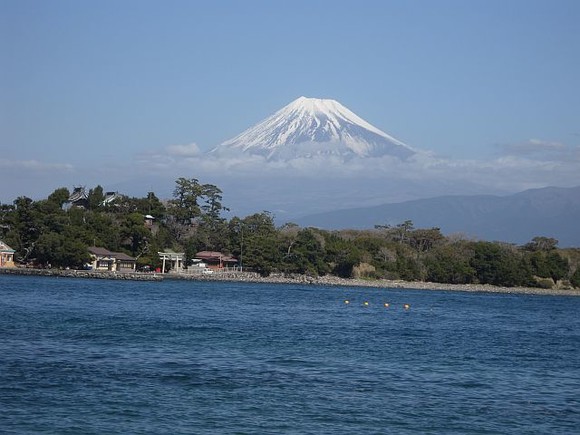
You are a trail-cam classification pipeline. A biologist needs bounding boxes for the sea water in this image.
[1,275,579,434]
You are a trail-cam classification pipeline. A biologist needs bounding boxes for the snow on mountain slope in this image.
[210,96,415,160]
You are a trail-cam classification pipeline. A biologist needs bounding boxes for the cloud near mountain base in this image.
[125,143,580,219]
[136,144,580,193]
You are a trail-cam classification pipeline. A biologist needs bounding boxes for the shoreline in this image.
[1,267,579,297]
[169,271,580,297]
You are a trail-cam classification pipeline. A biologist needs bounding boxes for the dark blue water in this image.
[1,276,579,434]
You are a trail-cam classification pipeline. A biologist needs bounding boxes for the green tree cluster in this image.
[1,179,579,290]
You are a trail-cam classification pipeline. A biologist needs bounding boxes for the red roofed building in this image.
[194,251,237,270]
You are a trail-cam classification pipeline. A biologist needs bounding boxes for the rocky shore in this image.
[0,267,162,281]
[2,267,579,296]
[167,271,580,296]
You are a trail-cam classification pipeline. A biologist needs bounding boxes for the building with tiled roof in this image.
[63,186,89,210]
[88,247,136,272]
[194,251,238,270]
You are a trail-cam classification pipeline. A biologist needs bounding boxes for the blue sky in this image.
[1,0,579,209]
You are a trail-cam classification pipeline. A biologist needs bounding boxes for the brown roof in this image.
[195,251,237,262]
[88,247,113,257]
[88,247,135,261]
[114,252,136,261]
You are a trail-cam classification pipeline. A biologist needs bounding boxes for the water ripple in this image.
[1,276,579,434]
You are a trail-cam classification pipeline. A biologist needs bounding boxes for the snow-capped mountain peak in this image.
[210,96,414,160]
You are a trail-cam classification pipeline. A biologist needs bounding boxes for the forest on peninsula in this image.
[1,177,579,289]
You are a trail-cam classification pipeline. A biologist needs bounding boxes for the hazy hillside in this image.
[295,186,580,247]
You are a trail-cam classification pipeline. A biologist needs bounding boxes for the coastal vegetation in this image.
[1,178,579,290]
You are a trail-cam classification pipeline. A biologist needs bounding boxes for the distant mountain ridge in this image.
[294,186,580,247]
[210,96,414,160]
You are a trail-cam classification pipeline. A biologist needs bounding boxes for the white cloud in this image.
[4,135,577,213]
[166,142,201,157]
[527,139,565,149]
[125,140,580,218]
[497,139,579,162]
[135,142,207,174]
[135,142,580,189]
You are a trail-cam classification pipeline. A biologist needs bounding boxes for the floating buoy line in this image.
[343,300,411,310]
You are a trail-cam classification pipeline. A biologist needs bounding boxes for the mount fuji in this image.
[210,96,415,160]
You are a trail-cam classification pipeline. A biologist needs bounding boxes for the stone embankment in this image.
[168,271,580,297]
[0,267,162,281]
[2,267,579,296]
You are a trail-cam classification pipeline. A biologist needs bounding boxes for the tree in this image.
[238,212,280,276]
[408,227,444,253]
[34,232,89,268]
[47,187,70,209]
[2,180,578,287]
[282,228,329,276]
[396,220,415,244]
[279,222,301,257]
[0,203,15,240]
[12,196,40,262]
[375,220,415,244]
[170,177,203,224]
[145,191,166,219]
[84,212,120,250]
[197,184,229,251]
[227,216,244,259]
[324,233,362,278]
[88,185,105,210]
[545,252,569,282]
[570,268,580,288]
[394,247,422,281]
[425,242,476,284]
[471,242,532,287]
[201,184,228,221]
[524,236,559,252]
[377,246,397,263]
[119,213,150,257]
[528,250,569,282]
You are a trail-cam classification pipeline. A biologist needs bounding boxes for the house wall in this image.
[90,256,114,271]
[116,261,136,272]
[0,252,15,268]
[200,259,237,270]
